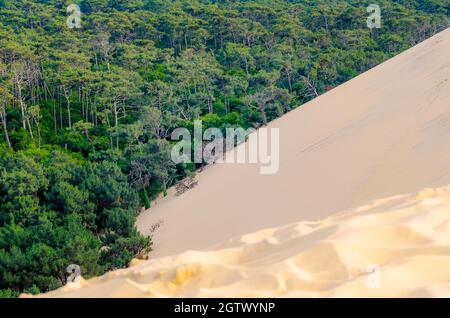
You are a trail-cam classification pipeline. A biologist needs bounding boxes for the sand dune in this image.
[32,28,450,298]
[34,185,450,297]
[138,27,450,258]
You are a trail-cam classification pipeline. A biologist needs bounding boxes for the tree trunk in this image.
[0,109,11,148]
[285,67,293,92]
[244,57,249,75]
[258,103,268,126]
[301,75,319,97]
[105,113,113,149]
[16,85,27,130]
[67,99,72,128]
[33,118,41,148]
[52,99,57,131]
[24,113,34,140]
[44,82,57,131]
[63,87,72,128]
[113,99,119,149]
[80,86,85,119]
[37,123,41,148]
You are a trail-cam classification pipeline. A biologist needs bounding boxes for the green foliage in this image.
[0,150,151,295]
[0,288,16,298]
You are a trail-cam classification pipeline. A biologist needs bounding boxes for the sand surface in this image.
[32,28,450,298]
[138,28,450,258]
[34,185,450,297]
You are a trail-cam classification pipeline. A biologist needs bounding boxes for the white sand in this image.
[138,27,450,258]
[33,28,450,298]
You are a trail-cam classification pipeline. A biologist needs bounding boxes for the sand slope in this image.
[31,28,450,299]
[34,185,450,298]
[138,28,450,258]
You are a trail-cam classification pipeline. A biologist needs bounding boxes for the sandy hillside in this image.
[34,185,450,298]
[138,27,450,258]
[31,28,450,298]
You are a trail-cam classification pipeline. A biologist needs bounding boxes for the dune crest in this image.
[33,185,450,298]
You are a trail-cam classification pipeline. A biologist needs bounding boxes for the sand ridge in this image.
[32,185,450,298]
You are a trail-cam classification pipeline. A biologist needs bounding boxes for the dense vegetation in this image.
[0,0,448,296]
